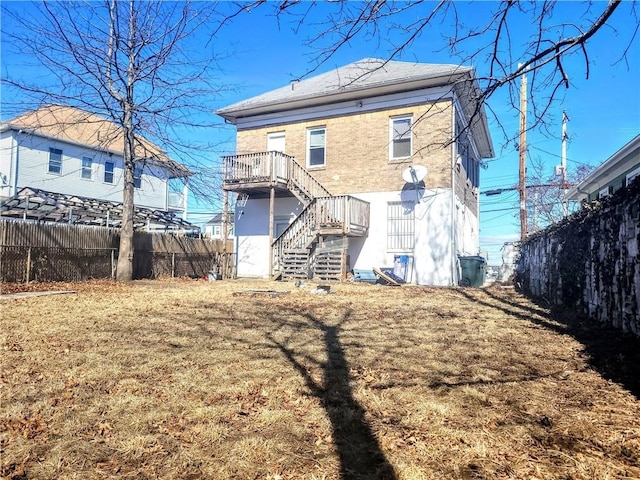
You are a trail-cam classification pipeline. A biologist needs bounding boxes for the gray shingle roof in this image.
[216,58,472,117]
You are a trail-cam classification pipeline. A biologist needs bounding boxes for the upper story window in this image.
[390,116,412,160]
[626,167,640,186]
[104,160,115,184]
[267,132,286,153]
[81,156,93,180]
[48,148,62,174]
[134,164,143,188]
[307,127,326,168]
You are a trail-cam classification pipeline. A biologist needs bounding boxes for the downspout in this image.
[12,130,23,196]
[182,179,189,222]
[450,100,458,286]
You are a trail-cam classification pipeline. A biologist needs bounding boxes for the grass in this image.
[1,278,639,479]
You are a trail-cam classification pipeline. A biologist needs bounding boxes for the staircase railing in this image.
[287,159,331,203]
[272,200,318,275]
[271,195,370,276]
[315,195,370,234]
[223,151,330,206]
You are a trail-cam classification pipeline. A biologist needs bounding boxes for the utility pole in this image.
[518,67,528,241]
[561,111,569,217]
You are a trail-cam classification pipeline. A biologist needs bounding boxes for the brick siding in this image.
[236,99,455,194]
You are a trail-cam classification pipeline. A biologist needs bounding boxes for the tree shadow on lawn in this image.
[262,307,397,480]
[460,288,640,399]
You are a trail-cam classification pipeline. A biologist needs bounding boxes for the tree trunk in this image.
[115,0,137,282]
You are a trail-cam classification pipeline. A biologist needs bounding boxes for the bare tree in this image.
[232,0,637,144]
[525,157,594,232]
[2,0,228,281]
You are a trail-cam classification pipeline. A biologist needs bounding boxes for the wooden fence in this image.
[0,219,235,283]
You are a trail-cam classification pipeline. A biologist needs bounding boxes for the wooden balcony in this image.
[222,151,330,202]
[223,151,370,281]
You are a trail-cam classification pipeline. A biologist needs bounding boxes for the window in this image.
[599,186,612,199]
[104,161,115,184]
[387,201,415,250]
[48,148,62,174]
[307,127,326,167]
[81,156,93,180]
[390,116,412,160]
[626,167,640,186]
[134,164,143,188]
[274,216,291,238]
[267,132,286,153]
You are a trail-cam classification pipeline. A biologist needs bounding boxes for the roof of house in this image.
[566,133,640,201]
[216,58,493,158]
[1,105,191,177]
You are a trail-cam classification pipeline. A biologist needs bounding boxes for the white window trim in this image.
[306,126,326,168]
[598,186,612,199]
[387,200,415,252]
[104,160,115,184]
[48,147,63,175]
[81,156,93,180]
[626,166,640,186]
[389,115,413,161]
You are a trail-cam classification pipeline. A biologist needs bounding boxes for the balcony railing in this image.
[223,151,330,203]
[272,195,369,275]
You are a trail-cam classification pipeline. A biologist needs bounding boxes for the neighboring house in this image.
[216,58,494,285]
[204,212,234,239]
[566,133,640,203]
[0,105,191,221]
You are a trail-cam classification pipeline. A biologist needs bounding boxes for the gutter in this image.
[216,71,473,123]
[2,124,191,179]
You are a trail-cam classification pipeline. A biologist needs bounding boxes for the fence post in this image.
[111,249,115,279]
[25,247,32,283]
[171,252,175,278]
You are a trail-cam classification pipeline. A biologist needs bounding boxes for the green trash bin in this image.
[458,256,486,287]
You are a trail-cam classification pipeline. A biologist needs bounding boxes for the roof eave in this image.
[566,134,640,199]
[216,71,473,123]
[2,123,192,178]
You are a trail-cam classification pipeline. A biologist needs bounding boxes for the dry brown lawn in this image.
[1,278,639,479]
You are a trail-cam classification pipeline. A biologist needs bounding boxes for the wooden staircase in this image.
[223,151,369,282]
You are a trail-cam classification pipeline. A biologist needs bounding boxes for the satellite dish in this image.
[402,165,428,184]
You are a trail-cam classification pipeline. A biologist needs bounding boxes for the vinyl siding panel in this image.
[6,131,169,210]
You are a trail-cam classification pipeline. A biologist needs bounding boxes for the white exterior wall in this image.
[455,199,480,257]
[0,130,171,210]
[234,196,304,278]
[233,189,458,286]
[0,131,14,201]
[349,189,455,286]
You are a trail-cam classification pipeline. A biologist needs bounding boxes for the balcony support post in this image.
[269,186,275,276]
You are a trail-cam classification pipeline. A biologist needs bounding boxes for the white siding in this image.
[234,189,458,286]
[349,189,454,286]
[3,131,170,210]
[0,131,14,201]
[234,197,304,278]
[456,199,479,257]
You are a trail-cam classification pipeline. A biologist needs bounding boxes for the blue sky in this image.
[2,1,639,264]
[201,2,640,264]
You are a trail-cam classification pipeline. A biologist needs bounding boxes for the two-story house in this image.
[566,133,640,203]
[0,105,191,226]
[204,212,234,239]
[216,58,494,285]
